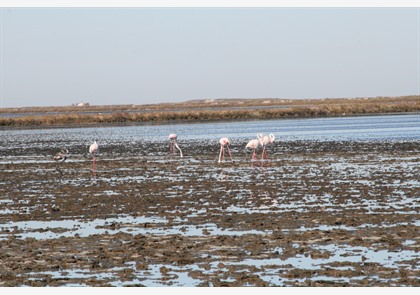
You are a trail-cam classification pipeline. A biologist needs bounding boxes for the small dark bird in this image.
[53,148,69,163]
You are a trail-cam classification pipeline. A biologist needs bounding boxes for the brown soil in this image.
[0,140,419,287]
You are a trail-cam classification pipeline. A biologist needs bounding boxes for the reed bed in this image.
[1,96,419,128]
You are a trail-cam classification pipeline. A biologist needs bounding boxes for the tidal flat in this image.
[0,139,419,286]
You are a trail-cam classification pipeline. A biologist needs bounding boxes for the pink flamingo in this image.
[259,133,275,167]
[168,134,183,157]
[89,140,98,176]
[245,137,262,172]
[218,137,233,163]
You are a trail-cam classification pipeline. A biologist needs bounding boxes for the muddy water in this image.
[0,115,419,287]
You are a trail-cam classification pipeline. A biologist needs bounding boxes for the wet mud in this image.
[0,140,419,286]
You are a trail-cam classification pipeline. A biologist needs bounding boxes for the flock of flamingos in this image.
[53,133,275,175]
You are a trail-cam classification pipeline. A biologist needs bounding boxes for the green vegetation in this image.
[1,95,419,128]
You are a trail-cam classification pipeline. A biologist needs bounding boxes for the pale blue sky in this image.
[0,7,419,107]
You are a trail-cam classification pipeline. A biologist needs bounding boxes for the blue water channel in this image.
[1,114,420,145]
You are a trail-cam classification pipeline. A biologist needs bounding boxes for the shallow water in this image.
[0,114,419,287]
[2,114,420,146]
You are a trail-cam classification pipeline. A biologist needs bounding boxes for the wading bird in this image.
[218,137,233,163]
[245,138,262,172]
[53,148,69,177]
[89,141,99,176]
[168,133,183,157]
[53,148,69,163]
[260,133,275,161]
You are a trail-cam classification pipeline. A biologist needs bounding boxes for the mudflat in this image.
[0,139,419,286]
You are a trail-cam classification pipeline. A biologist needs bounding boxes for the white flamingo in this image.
[245,138,262,172]
[218,137,233,163]
[260,133,275,161]
[89,141,99,175]
[168,134,183,157]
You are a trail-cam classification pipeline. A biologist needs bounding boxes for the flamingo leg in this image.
[261,146,265,169]
[262,153,266,172]
[227,145,233,161]
[92,157,96,176]
[265,150,271,167]
[260,147,266,170]
[170,141,176,156]
[251,149,255,173]
[174,142,183,157]
[262,147,271,167]
[218,145,223,163]
[222,146,225,162]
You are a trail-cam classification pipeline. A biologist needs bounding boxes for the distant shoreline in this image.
[1,111,419,132]
[1,96,419,130]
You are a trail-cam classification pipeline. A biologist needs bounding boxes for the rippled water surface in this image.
[0,114,419,287]
[2,114,420,145]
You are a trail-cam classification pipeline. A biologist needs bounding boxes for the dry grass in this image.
[1,95,419,128]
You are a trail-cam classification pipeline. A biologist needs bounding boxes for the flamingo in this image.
[259,133,275,168]
[168,133,183,157]
[218,137,233,163]
[89,140,99,175]
[245,138,262,172]
[258,133,276,160]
